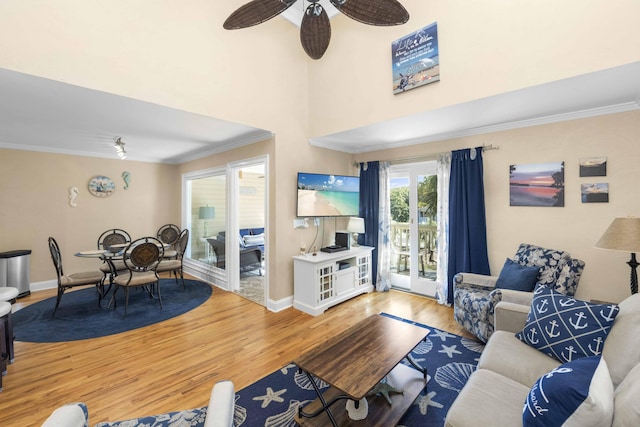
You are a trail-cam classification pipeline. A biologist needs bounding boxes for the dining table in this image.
[75,240,170,308]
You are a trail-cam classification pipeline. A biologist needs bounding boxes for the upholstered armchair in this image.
[453,243,585,342]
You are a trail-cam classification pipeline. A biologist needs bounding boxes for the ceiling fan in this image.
[223,0,410,60]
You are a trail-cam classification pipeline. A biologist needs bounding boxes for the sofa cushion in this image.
[523,356,614,427]
[495,258,540,292]
[478,330,560,388]
[445,369,529,427]
[602,293,640,388]
[612,362,640,427]
[516,284,620,363]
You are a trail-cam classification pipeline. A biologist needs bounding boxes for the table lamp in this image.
[347,217,365,247]
[199,206,215,237]
[595,217,640,294]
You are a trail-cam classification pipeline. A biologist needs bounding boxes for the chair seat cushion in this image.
[516,284,620,363]
[157,260,181,271]
[495,258,540,292]
[523,356,614,427]
[163,250,177,258]
[99,260,127,273]
[62,271,104,286]
[114,271,158,287]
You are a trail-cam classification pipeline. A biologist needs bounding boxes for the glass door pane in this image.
[190,174,226,269]
[389,162,437,297]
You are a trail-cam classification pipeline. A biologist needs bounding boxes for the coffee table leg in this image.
[405,353,427,380]
[297,369,341,427]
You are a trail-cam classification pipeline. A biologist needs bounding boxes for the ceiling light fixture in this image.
[223,0,410,60]
[114,137,127,160]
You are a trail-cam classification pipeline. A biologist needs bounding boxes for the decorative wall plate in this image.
[88,175,116,198]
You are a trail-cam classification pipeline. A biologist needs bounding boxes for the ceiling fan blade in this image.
[300,4,331,60]
[224,0,297,29]
[329,0,409,26]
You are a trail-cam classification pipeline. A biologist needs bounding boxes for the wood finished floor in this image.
[0,274,472,426]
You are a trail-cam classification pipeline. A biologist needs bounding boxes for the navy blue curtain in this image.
[446,148,490,304]
[359,161,379,286]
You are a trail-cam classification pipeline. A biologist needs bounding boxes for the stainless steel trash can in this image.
[0,250,32,298]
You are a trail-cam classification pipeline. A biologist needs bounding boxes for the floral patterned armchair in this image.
[453,243,585,342]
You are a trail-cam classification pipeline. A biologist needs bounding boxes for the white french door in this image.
[389,162,438,297]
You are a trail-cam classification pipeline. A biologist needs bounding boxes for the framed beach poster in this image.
[392,22,440,94]
[509,162,565,207]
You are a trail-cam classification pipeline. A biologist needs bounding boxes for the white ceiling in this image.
[0,61,638,164]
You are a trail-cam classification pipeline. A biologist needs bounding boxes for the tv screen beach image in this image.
[510,162,565,207]
[297,173,360,217]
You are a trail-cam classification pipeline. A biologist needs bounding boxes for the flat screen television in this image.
[297,172,360,217]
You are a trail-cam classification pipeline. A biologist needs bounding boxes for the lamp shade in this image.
[199,206,215,220]
[347,217,365,234]
[595,217,640,252]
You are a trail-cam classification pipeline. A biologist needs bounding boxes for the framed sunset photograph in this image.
[509,162,565,207]
[579,156,607,177]
[581,183,609,203]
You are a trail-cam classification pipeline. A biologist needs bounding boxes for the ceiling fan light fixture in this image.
[223,0,409,59]
[301,2,331,59]
[114,137,127,160]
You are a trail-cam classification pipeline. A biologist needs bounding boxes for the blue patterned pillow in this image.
[516,284,620,362]
[495,258,540,291]
[523,356,614,426]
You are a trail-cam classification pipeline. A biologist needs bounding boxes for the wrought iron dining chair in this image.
[48,237,105,317]
[157,224,181,259]
[157,229,189,289]
[110,237,164,318]
[97,228,132,287]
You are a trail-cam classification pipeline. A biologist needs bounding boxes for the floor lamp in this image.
[595,217,640,294]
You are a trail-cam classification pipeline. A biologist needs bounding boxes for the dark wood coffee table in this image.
[293,314,429,426]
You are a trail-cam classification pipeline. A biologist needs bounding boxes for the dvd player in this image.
[321,245,347,253]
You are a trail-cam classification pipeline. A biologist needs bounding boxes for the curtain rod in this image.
[353,144,499,167]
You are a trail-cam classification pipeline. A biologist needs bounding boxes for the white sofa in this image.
[445,292,640,426]
[41,381,235,427]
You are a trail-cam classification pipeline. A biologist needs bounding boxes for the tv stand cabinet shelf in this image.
[293,246,374,316]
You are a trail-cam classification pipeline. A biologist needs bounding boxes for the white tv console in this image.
[293,246,374,316]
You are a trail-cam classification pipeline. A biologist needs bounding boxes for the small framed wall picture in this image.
[581,183,609,203]
[391,22,440,94]
[579,157,607,177]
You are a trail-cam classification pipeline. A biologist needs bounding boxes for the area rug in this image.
[96,313,484,427]
[13,279,213,343]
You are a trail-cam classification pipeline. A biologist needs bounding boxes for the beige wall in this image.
[308,0,640,136]
[0,149,179,282]
[356,110,640,303]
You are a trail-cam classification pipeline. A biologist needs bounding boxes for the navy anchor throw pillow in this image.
[516,284,620,363]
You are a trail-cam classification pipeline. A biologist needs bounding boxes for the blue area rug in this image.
[96,313,484,427]
[13,279,212,342]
